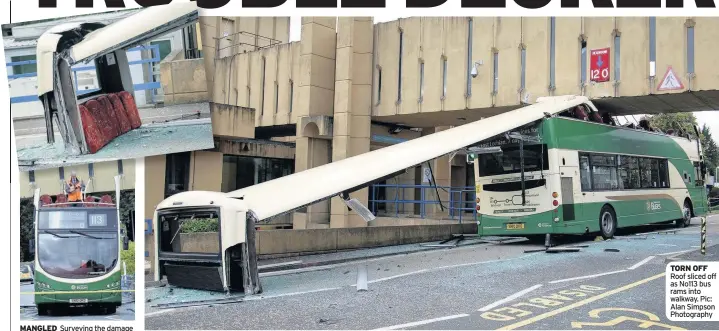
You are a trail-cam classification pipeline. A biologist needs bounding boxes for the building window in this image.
[289,79,294,113]
[492,51,499,95]
[397,29,403,103]
[117,160,124,176]
[260,57,266,115]
[376,67,382,104]
[580,39,587,86]
[649,17,656,76]
[165,152,191,198]
[222,155,294,193]
[10,55,37,76]
[274,82,279,113]
[549,17,556,90]
[88,163,94,177]
[466,18,473,97]
[29,170,35,183]
[442,57,447,99]
[614,34,621,82]
[419,61,425,103]
[687,25,695,75]
[520,46,526,92]
[59,167,65,180]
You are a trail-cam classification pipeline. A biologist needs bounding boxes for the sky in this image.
[288,17,718,144]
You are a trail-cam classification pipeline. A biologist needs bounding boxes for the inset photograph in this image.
[19,160,136,321]
[6,2,213,172]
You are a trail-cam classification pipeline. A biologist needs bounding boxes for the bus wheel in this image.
[676,201,692,228]
[599,206,617,239]
[36,304,48,316]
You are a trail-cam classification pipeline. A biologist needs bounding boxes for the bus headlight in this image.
[554,217,559,223]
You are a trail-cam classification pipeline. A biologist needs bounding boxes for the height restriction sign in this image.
[590,48,610,82]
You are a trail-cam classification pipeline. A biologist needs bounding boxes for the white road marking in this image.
[692,246,701,248]
[372,314,470,330]
[367,269,429,284]
[548,270,626,284]
[658,249,693,256]
[145,309,176,317]
[657,244,677,247]
[627,256,655,270]
[478,284,543,312]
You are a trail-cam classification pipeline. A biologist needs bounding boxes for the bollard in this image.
[701,217,707,256]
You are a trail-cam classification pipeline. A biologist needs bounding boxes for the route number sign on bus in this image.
[590,48,610,82]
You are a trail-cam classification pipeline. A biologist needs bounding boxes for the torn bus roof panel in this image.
[69,2,198,64]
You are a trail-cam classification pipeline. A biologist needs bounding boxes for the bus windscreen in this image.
[37,210,119,279]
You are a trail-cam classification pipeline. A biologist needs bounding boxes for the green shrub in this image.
[120,241,135,275]
[180,218,219,233]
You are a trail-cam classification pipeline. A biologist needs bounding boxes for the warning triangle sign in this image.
[657,66,685,91]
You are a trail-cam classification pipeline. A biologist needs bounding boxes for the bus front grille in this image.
[164,263,224,292]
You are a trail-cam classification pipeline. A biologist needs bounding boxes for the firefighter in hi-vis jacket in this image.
[66,171,85,203]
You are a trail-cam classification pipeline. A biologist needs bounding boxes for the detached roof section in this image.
[227,95,590,221]
[35,1,198,96]
[70,2,198,63]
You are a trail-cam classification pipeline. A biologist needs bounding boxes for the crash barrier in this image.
[7,44,162,104]
[121,275,134,303]
[369,184,476,222]
[80,91,142,153]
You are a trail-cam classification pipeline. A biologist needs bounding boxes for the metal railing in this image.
[709,197,719,213]
[7,44,162,104]
[369,184,476,222]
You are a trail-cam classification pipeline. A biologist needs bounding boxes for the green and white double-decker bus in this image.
[471,101,709,241]
[32,178,128,316]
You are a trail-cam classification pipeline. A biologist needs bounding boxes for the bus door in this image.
[559,165,582,224]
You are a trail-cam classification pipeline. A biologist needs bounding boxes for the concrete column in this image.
[293,17,338,229]
[144,155,167,277]
[199,16,220,98]
[329,17,374,229]
[420,126,452,218]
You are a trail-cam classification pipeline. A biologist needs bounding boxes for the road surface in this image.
[145,214,718,330]
[20,283,135,321]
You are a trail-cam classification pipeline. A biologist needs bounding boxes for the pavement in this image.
[20,283,135,321]
[145,214,719,330]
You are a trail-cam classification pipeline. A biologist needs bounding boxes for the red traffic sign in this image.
[590,48,610,83]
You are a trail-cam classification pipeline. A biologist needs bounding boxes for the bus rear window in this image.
[159,210,220,255]
[477,144,549,177]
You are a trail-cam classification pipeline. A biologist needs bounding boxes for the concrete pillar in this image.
[199,16,220,98]
[293,17,338,229]
[329,17,374,229]
[420,126,452,218]
[144,155,166,277]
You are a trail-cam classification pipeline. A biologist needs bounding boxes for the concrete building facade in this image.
[146,16,719,231]
[18,159,136,199]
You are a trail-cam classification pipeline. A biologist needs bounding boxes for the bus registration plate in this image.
[69,298,88,303]
[506,223,524,230]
